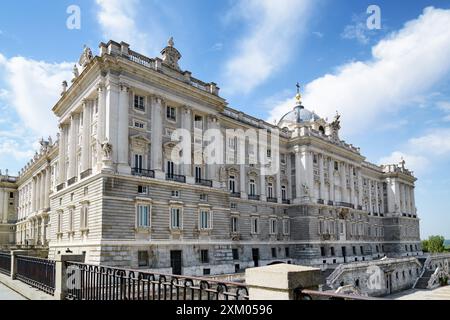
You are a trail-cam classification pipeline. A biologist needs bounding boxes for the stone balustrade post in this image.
[10,250,29,279]
[54,254,85,300]
[245,264,321,300]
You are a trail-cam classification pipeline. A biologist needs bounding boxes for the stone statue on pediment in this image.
[79,45,93,68]
[330,111,341,142]
[72,64,79,82]
[61,81,68,95]
[302,183,310,195]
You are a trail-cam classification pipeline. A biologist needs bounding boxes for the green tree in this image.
[426,235,446,253]
[422,239,429,252]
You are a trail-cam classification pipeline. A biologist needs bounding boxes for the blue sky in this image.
[0,0,450,238]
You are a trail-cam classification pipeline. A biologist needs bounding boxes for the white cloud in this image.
[0,139,34,161]
[222,0,315,95]
[0,53,72,138]
[268,7,450,138]
[379,128,450,175]
[95,0,164,55]
[312,31,324,38]
[341,22,370,44]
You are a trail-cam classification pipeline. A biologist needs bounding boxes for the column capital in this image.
[119,83,130,92]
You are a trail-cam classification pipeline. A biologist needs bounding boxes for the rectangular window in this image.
[334,161,339,171]
[360,246,364,255]
[267,183,273,198]
[199,194,208,201]
[251,217,259,234]
[194,115,203,129]
[320,247,325,257]
[232,248,239,260]
[69,209,74,232]
[271,248,277,258]
[231,217,238,233]
[195,166,202,181]
[203,268,211,275]
[267,149,272,158]
[170,207,181,229]
[167,161,175,176]
[137,204,150,228]
[80,205,89,229]
[352,246,356,255]
[138,251,149,267]
[134,95,145,111]
[230,203,237,210]
[134,154,143,171]
[285,247,290,257]
[166,106,176,121]
[138,185,148,195]
[331,247,335,256]
[200,250,209,263]
[229,176,236,193]
[281,186,287,200]
[134,121,145,129]
[249,179,256,196]
[171,190,180,198]
[57,211,63,233]
[199,210,211,230]
[283,219,290,235]
[269,219,277,235]
[9,192,14,199]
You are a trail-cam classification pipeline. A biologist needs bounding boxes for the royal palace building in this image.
[1,39,422,276]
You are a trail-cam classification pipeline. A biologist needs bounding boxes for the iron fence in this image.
[15,255,56,295]
[0,252,11,276]
[296,289,382,300]
[65,262,249,301]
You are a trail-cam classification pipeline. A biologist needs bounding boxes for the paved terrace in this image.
[390,286,450,300]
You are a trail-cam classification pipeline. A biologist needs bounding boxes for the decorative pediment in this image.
[130,134,151,144]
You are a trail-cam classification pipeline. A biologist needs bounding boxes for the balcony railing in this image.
[132,168,155,178]
[15,255,56,295]
[67,176,77,187]
[327,200,334,206]
[0,252,11,276]
[335,202,354,209]
[166,174,186,183]
[282,199,291,204]
[267,197,278,203]
[195,178,213,187]
[248,195,260,201]
[56,183,65,192]
[80,169,92,180]
[357,205,363,210]
[230,192,241,198]
[317,199,324,205]
[65,261,248,300]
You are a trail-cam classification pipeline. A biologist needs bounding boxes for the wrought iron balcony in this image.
[327,200,334,206]
[335,202,354,209]
[230,192,241,198]
[317,199,324,205]
[195,178,213,187]
[132,168,155,178]
[56,183,65,191]
[80,169,92,180]
[248,195,260,201]
[357,205,363,210]
[267,197,278,203]
[282,199,291,204]
[67,176,77,186]
[166,174,186,183]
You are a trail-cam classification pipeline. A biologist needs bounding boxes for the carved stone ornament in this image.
[79,45,94,68]
[101,140,113,160]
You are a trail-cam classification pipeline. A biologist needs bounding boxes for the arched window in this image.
[319,126,325,135]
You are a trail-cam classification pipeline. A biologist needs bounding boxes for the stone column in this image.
[328,157,335,203]
[319,154,325,200]
[31,177,36,212]
[40,170,46,210]
[181,106,192,179]
[117,84,131,174]
[357,169,363,207]
[405,185,411,214]
[340,162,346,203]
[240,164,247,199]
[260,171,266,202]
[294,149,303,202]
[105,82,119,165]
[401,183,407,214]
[68,113,80,180]
[81,100,92,173]
[305,151,314,200]
[2,191,7,223]
[36,174,41,211]
[368,179,373,214]
[276,164,282,204]
[58,124,68,184]
[206,115,220,185]
[349,165,355,205]
[410,187,416,216]
[286,153,292,200]
[375,181,380,214]
[394,180,401,214]
[150,96,163,174]
[96,83,106,170]
[45,167,50,209]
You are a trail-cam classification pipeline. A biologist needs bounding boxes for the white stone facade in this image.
[2,39,422,275]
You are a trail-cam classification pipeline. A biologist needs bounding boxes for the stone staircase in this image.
[320,268,335,291]
[414,270,435,289]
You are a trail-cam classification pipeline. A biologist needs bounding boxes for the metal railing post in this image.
[10,250,28,279]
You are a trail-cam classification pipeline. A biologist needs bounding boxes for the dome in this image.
[278,104,320,125]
